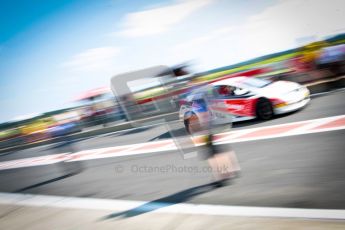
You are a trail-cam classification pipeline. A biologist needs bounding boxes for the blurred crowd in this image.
[0,99,125,148]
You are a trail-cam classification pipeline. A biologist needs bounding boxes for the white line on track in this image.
[0,115,344,171]
[218,125,345,145]
[0,192,344,220]
[283,116,340,135]
[215,115,345,144]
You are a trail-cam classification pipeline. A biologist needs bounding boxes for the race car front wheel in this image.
[256,98,274,120]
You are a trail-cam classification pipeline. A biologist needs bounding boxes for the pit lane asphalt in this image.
[0,90,344,209]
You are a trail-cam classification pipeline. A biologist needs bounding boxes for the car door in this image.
[210,85,256,118]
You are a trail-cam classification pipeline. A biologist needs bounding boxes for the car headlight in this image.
[271,98,288,108]
[303,87,310,97]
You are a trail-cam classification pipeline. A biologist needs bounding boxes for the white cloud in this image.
[118,0,215,37]
[62,46,121,71]
[172,26,235,55]
[169,0,345,71]
[239,0,345,54]
[169,26,242,70]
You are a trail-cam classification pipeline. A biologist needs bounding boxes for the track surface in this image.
[0,90,344,210]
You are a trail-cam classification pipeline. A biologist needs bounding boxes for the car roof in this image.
[189,76,249,94]
[210,76,248,87]
[185,76,245,98]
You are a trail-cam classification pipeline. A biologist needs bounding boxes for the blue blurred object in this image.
[318,44,345,64]
[49,122,81,137]
[192,98,208,113]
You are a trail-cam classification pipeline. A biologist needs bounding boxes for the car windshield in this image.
[241,78,272,88]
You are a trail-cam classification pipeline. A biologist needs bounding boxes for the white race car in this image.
[179,76,310,133]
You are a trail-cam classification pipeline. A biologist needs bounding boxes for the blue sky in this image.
[0,0,344,122]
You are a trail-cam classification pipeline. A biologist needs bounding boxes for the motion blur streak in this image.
[1,114,344,171]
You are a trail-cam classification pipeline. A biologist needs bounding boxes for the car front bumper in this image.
[274,97,310,115]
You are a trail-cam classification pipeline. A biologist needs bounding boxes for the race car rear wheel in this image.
[256,98,274,120]
[184,113,201,134]
[184,119,190,134]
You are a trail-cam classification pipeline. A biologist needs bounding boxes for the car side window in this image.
[212,85,236,99]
